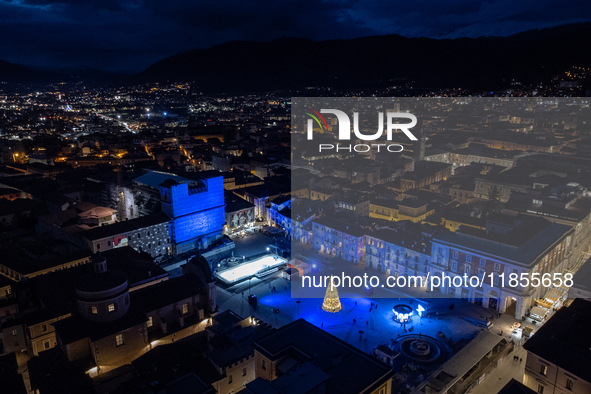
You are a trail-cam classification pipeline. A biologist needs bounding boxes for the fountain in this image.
[393,334,449,366]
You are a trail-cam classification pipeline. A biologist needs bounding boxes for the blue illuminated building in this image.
[134,170,225,255]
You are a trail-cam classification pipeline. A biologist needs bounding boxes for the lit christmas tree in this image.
[322,276,342,313]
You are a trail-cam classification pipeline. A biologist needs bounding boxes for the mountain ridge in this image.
[133,22,591,93]
[2,22,591,92]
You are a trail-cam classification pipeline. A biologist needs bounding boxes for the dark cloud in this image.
[0,0,590,72]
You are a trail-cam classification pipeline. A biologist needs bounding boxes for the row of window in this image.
[451,250,489,266]
[89,296,129,315]
[96,239,169,250]
[538,364,575,391]
[450,260,501,272]
[112,306,189,348]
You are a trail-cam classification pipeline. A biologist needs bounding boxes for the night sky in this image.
[1,0,591,73]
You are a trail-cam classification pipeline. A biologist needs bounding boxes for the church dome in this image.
[74,255,130,323]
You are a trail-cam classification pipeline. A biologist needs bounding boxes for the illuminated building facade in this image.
[289,198,318,243]
[80,211,172,260]
[235,184,290,221]
[365,225,433,279]
[312,216,365,264]
[160,175,225,254]
[225,194,255,234]
[430,215,573,318]
[266,195,291,230]
[370,198,435,223]
[134,170,225,255]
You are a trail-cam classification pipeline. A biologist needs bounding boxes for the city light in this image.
[417,304,425,317]
[392,304,413,323]
[2,53,591,394]
[217,255,286,284]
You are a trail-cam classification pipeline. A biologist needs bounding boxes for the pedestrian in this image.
[376,304,378,309]
[355,301,357,306]
[519,358,522,364]
[366,321,369,325]
[321,323,324,328]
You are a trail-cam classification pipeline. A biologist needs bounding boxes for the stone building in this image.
[365,223,433,279]
[1,249,217,384]
[80,211,171,260]
[312,216,365,264]
[133,170,226,255]
[249,319,395,394]
[430,214,573,318]
[1,247,167,359]
[225,193,255,234]
[205,311,274,394]
[523,299,591,394]
[399,161,452,192]
[52,254,214,376]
